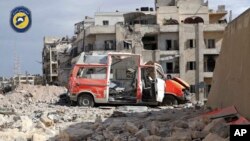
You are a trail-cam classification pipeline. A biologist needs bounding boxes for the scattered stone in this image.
[20,116,33,132]
[40,114,54,127]
[93,134,105,141]
[149,121,159,135]
[32,133,46,141]
[170,129,192,141]
[173,120,189,129]
[145,135,162,141]
[203,133,227,141]
[135,128,150,141]
[113,135,122,141]
[203,118,225,132]
[210,122,229,138]
[103,130,115,140]
[188,118,206,131]
[63,128,93,141]
[191,131,209,139]
[125,122,139,134]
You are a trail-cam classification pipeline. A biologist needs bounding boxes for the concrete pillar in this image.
[179,24,185,79]
[49,46,52,82]
[195,23,205,103]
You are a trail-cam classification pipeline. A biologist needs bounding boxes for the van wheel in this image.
[162,95,178,106]
[78,94,94,107]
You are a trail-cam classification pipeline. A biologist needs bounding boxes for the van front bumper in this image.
[68,92,78,101]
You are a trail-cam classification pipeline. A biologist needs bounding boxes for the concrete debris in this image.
[0,84,230,141]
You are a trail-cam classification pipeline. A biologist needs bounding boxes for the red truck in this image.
[67,53,191,106]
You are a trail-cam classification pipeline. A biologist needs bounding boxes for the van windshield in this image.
[83,55,107,64]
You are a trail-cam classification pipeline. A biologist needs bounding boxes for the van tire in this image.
[77,94,94,107]
[162,95,178,106]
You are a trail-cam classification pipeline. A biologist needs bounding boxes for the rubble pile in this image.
[0,85,229,141]
[0,84,66,106]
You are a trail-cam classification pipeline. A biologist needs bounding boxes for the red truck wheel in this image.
[162,95,178,106]
[77,94,94,107]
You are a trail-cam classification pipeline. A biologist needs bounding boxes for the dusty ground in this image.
[0,85,229,141]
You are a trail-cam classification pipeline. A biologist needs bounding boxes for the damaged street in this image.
[0,84,229,141]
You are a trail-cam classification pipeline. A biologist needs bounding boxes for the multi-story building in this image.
[43,0,227,103]
[42,36,73,85]
[0,77,10,88]
[11,75,35,85]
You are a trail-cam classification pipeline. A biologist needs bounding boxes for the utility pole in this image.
[13,52,21,76]
[229,10,233,23]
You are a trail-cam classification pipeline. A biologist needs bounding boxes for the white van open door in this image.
[154,64,165,102]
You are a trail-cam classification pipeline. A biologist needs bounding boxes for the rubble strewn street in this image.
[0,85,229,141]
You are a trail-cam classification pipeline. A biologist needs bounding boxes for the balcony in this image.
[160,50,179,55]
[203,48,220,54]
[160,25,179,32]
[204,72,213,78]
[85,25,115,36]
[204,24,226,32]
[134,24,160,34]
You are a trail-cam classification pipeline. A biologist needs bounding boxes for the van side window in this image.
[77,67,107,79]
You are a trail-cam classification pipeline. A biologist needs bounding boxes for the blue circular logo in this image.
[10,6,32,33]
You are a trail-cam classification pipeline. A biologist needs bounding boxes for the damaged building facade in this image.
[42,36,74,86]
[43,0,227,103]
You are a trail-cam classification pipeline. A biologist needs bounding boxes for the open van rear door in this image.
[154,63,165,102]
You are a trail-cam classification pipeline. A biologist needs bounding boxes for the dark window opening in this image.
[166,40,179,50]
[173,40,179,50]
[124,41,132,49]
[166,62,173,73]
[207,39,216,48]
[70,47,78,57]
[103,20,109,25]
[104,40,116,50]
[204,84,211,98]
[190,85,196,93]
[187,61,196,70]
[86,44,93,52]
[166,40,172,50]
[187,39,195,48]
[205,57,216,72]
[142,36,157,50]
[163,18,179,25]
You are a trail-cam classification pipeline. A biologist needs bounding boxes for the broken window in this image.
[166,40,172,50]
[166,40,179,50]
[186,39,195,48]
[187,61,196,70]
[77,67,107,80]
[83,55,107,64]
[87,44,93,51]
[173,40,179,50]
[116,69,134,80]
[103,20,109,25]
[124,40,132,49]
[207,39,216,49]
[166,62,173,73]
[142,36,157,50]
[204,84,211,98]
[204,57,216,72]
[104,40,116,50]
[190,85,196,93]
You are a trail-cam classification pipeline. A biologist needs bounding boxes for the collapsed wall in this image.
[207,9,250,119]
